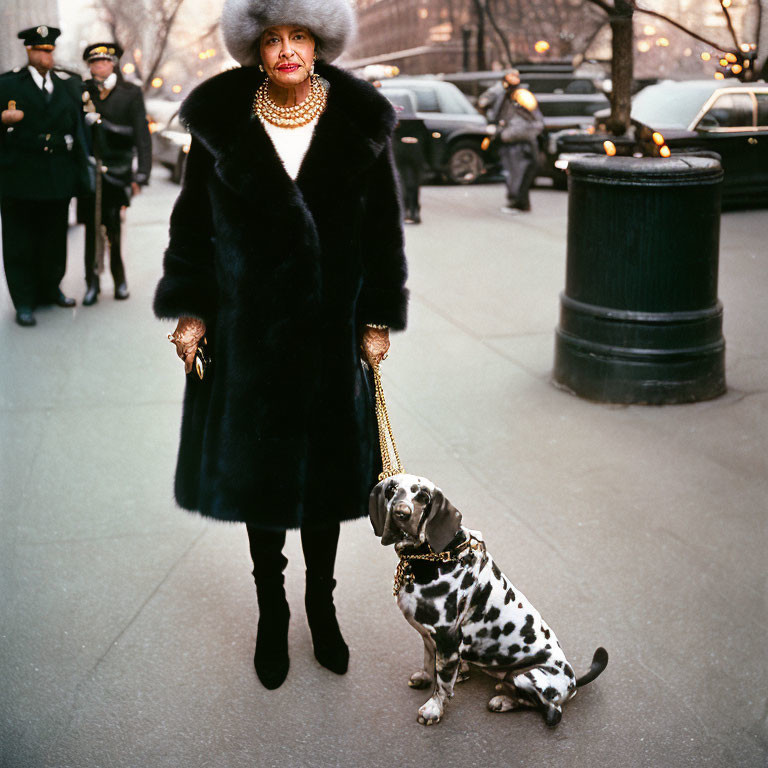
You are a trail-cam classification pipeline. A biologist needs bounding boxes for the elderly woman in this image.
[154,0,408,690]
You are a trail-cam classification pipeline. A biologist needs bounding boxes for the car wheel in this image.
[447,141,485,185]
[171,149,187,184]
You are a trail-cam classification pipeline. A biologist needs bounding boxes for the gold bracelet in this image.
[366,323,389,330]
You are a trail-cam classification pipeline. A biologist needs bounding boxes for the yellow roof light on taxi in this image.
[603,141,617,157]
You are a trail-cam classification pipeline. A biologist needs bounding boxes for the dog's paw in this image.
[408,670,433,689]
[488,695,521,713]
[417,698,444,726]
[456,660,471,683]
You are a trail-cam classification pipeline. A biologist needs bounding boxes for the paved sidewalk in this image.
[1,175,766,767]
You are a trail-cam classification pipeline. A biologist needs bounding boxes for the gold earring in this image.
[258,64,264,72]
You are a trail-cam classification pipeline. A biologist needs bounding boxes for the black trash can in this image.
[553,155,726,404]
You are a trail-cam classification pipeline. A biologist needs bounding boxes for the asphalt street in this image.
[1,171,767,768]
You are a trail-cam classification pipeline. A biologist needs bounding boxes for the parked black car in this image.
[548,80,768,206]
[377,77,497,184]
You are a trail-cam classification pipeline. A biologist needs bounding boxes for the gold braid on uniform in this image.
[253,73,327,128]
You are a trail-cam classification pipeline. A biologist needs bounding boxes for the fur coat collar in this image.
[179,63,396,199]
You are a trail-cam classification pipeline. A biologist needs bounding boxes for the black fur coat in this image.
[153,63,408,530]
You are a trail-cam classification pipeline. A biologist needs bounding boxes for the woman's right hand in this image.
[169,316,206,374]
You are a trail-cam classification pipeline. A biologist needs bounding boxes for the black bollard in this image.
[553,155,726,404]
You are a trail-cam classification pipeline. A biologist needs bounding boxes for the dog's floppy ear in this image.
[369,480,401,546]
[424,488,462,553]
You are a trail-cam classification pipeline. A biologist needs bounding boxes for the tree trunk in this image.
[472,0,487,71]
[606,0,634,137]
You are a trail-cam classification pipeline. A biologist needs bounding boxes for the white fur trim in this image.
[221,0,356,65]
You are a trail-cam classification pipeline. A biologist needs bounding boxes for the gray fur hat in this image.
[221,0,356,65]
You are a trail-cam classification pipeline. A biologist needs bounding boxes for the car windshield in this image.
[631,83,718,129]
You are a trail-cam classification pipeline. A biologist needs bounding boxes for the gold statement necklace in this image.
[253,73,327,128]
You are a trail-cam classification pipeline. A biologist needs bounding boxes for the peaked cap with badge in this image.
[17,25,61,50]
[83,43,124,63]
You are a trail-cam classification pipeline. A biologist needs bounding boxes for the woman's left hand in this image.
[361,326,390,365]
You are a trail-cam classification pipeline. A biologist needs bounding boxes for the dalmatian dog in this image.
[369,473,608,727]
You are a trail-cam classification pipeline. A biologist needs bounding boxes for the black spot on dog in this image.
[462,635,472,645]
[477,627,489,638]
[485,606,501,623]
[444,590,458,623]
[518,602,523,609]
[460,573,474,590]
[521,614,537,644]
[491,562,502,580]
[523,646,530,653]
[405,583,414,594]
[422,581,451,598]
[545,643,551,649]
[481,643,500,659]
[564,665,575,679]
[470,582,492,612]
[502,622,515,635]
[432,626,459,656]
[414,600,440,626]
[439,560,457,576]
[554,660,564,669]
[504,589,515,605]
[463,648,479,662]
[542,687,559,701]
[543,628,551,640]
[438,666,457,682]
[508,644,521,655]
[490,626,502,640]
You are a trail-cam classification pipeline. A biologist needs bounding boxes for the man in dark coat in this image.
[491,70,544,214]
[0,25,90,326]
[80,42,152,305]
[388,89,429,224]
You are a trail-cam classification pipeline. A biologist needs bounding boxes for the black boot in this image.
[305,576,349,675]
[301,523,349,675]
[254,578,290,689]
[247,525,290,690]
[83,279,99,306]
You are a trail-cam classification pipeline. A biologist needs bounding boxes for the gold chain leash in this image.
[371,360,404,481]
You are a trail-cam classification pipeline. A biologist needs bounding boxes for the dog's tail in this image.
[575,647,608,688]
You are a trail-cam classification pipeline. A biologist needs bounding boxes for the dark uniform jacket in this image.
[0,67,90,200]
[153,63,409,530]
[83,75,151,198]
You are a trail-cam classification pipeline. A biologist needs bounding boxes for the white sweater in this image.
[260,117,318,180]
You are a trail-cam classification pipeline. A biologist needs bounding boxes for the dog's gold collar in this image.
[393,534,483,597]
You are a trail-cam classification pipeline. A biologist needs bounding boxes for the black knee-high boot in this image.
[301,522,349,675]
[246,524,290,689]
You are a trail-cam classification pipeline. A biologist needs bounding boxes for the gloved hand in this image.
[361,326,390,365]
[169,316,206,374]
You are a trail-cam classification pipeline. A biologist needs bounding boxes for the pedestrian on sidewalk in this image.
[0,26,90,327]
[155,0,408,691]
[491,70,544,214]
[389,91,428,224]
[78,42,152,306]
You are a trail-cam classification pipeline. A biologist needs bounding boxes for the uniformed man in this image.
[0,25,90,327]
[80,42,151,305]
